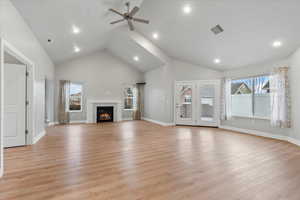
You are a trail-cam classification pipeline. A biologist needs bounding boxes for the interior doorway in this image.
[3,54,27,147]
[0,38,35,177]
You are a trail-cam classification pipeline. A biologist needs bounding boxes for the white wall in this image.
[0,0,55,176]
[54,50,143,122]
[289,47,300,141]
[222,58,290,136]
[144,64,174,123]
[144,59,222,123]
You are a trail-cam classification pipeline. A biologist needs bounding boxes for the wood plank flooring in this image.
[1,121,300,200]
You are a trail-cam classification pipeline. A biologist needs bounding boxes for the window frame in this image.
[66,82,83,113]
[230,74,271,120]
[123,86,137,111]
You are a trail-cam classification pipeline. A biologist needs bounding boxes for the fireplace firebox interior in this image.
[97,106,114,123]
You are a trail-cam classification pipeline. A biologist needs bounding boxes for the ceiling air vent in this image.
[211,24,224,35]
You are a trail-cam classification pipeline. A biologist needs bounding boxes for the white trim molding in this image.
[33,131,46,144]
[69,120,87,124]
[122,118,133,121]
[142,117,175,126]
[219,125,300,147]
[47,122,59,126]
[287,137,300,147]
[0,39,2,178]
[0,166,3,178]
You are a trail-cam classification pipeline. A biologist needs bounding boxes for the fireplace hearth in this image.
[97,106,114,123]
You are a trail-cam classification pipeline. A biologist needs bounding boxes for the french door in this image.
[175,82,195,125]
[175,80,220,127]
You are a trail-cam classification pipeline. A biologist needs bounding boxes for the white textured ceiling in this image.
[11,0,144,64]
[136,0,300,70]
[11,0,300,71]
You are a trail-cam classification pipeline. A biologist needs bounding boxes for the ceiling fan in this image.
[109,2,149,31]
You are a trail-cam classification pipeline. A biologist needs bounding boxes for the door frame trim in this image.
[0,38,35,177]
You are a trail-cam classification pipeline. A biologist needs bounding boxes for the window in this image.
[67,82,83,112]
[124,87,137,110]
[231,75,270,118]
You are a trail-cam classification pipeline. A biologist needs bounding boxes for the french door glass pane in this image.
[178,85,192,119]
[199,85,215,121]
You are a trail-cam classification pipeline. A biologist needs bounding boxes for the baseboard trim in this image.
[0,167,3,178]
[69,120,87,124]
[33,130,46,144]
[219,125,300,147]
[48,121,87,125]
[47,122,58,126]
[122,118,133,121]
[142,117,175,126]
[287,137,300,147]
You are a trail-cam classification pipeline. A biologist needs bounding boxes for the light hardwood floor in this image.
[1,121,300,200]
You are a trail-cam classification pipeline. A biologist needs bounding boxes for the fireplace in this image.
[97,106,114,123]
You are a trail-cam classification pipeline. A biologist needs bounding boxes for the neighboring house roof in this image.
[70,92,81,97]
[262,81,270,90]
[231,82,252,94]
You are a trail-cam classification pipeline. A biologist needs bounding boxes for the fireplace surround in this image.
[86,100,122,123]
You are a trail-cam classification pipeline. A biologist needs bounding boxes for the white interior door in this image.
[4,64,26,147]
[175,82,194,125]
[196,81,220,127]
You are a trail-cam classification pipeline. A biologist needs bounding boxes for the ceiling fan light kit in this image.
[109,2,150,31]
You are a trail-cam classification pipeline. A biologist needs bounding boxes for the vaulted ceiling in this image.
[135,0,300,70]
[11,0,300,71]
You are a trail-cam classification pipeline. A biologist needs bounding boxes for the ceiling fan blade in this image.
[129,6,140,17]
[110,19,125,24]
[133,18,149,24]
[127,20,134,31]
[108,8,124,17]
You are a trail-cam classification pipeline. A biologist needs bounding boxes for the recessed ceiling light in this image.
[74,46,80,53]
[272,40,282,48]
[72,25,81,34]
[152,32,159,40]
[183,4,192,14]
[133,56,139,61]
[214,58,221,64]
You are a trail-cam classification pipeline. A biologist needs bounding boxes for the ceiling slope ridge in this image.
[122,28,171,65]
[168,56,226,72]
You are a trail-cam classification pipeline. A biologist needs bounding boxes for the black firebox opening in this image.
[97,106,114,123]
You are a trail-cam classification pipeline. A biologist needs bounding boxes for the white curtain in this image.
[270,67,291,128]
[220,78,232,120]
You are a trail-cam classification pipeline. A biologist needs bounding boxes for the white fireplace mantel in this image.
[87,100,122,123]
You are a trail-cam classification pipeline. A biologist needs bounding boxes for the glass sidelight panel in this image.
[199,85,215,122]
[177,85,192,119]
